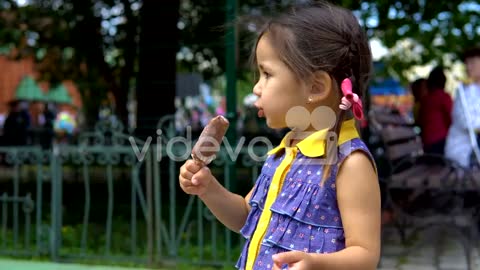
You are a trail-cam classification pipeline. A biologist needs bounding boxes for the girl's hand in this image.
[272,251,315,270]
[179,160,214,196]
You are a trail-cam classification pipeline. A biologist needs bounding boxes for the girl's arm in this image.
[198,173,254,233]
[179,160,253,233]
[317,151,381,269]
[273,151,381,269]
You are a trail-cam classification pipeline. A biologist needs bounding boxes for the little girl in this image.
[179,2,380,269]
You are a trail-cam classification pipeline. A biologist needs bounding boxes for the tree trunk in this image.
[116,0,139,126]
[136,0,179,140]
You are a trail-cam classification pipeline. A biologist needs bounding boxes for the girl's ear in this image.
[307,70,333,104]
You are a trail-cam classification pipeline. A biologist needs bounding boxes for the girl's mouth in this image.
[254,102,264,118]
[257,108,264,118]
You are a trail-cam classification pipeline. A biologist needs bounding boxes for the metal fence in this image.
[0,116,266,268]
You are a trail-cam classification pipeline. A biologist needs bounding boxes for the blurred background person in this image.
[446,47,480,168]
[2,100,31,146]
[419,66,452,155]
[411,78,428,125]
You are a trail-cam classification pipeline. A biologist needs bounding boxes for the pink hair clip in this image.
[339,78,364,120]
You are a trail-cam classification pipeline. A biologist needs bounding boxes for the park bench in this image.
[369,107,480,270]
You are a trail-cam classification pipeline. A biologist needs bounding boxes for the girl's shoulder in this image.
[338,137,377,174]
[338,137,372,159]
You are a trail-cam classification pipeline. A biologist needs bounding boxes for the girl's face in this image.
[253,35,310,129]
[466,56,480,83]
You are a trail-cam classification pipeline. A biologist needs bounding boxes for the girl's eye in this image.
[263,71,271,79]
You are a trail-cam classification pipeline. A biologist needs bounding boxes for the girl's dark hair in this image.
[252,2,373,184]
[253,2,372,96]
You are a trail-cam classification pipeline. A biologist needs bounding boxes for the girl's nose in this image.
[253,82,261,97]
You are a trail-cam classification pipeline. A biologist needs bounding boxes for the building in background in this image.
[0,55,83,121]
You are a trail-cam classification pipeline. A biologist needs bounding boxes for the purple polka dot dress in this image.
[235,138,374,270]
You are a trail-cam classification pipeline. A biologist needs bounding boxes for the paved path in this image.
[379,226,480,270]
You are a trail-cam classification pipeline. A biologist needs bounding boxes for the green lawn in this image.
[0,258,159,270]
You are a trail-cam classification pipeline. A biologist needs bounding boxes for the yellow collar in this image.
[268,119,360,157]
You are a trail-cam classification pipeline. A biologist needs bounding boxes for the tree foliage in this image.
[361,0,479,81]
[178,0,480,83]
[0,0,478,121]
[0,0,140,124]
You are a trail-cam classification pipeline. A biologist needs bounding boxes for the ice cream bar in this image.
[191,115,229,165]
